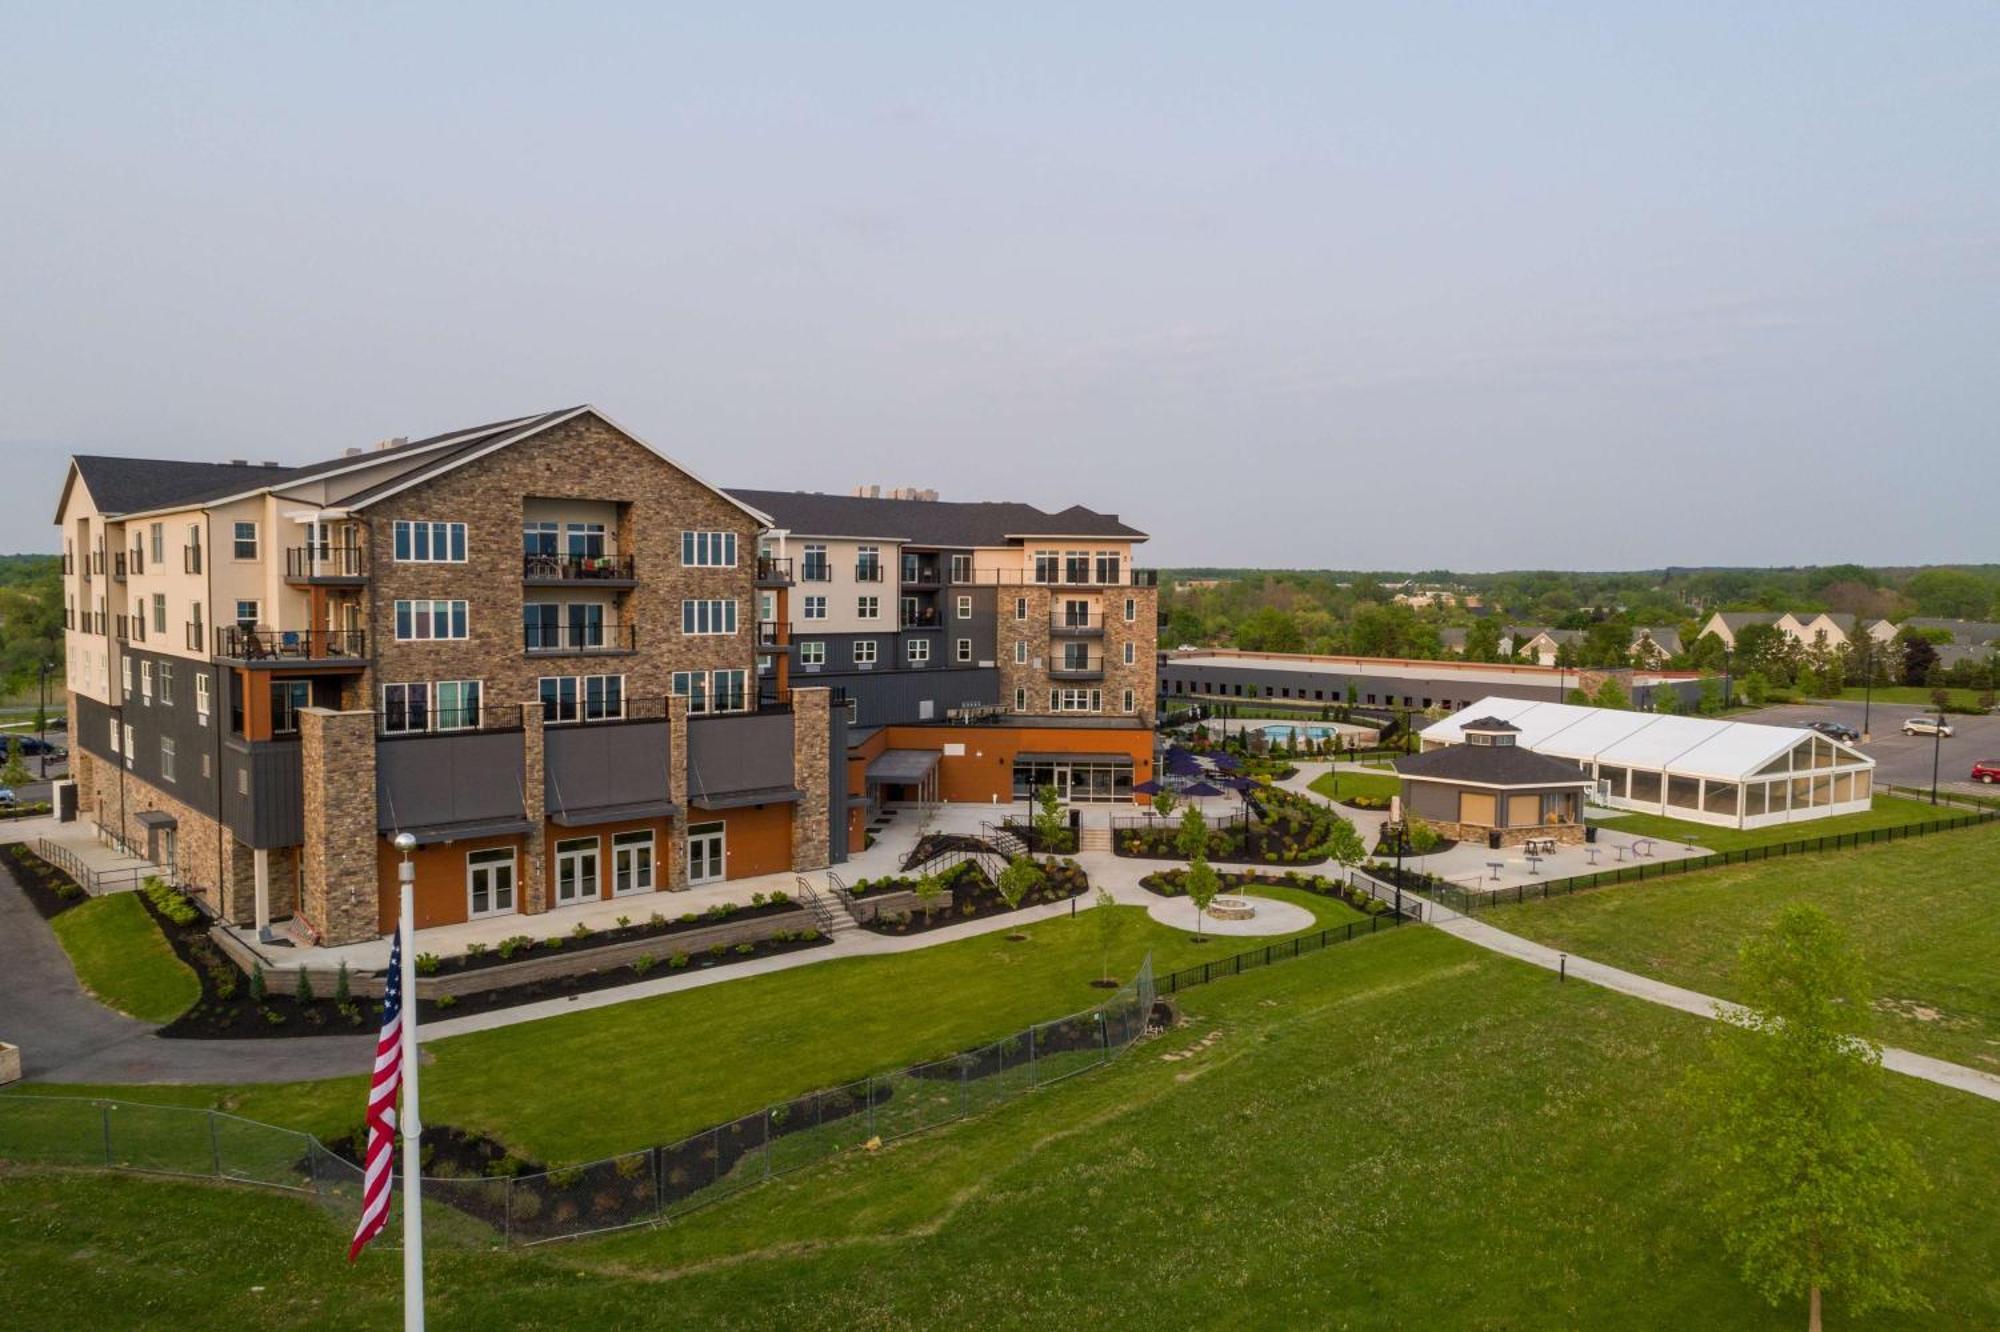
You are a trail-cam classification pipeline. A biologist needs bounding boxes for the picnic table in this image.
[1486,860,1503,882]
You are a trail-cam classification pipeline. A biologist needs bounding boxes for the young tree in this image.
[1592,677,1630,710]
[1653,686,1681,715]
[0,737,30,788]
[1182,854,1220,940]
[1092,886,1118,985]
[1565,687,1592,707]
[1150,786,1179,822]
[1323,813,1367,882]
[995,855,1044,913]
[1684,905,1929,1331]
[1404,815,1441,871]
[1697,675,1723,715]
[912,866,945,925]
[1744,672,1769,706]
[1032,783,1070,854]
[1175,805,1208,861]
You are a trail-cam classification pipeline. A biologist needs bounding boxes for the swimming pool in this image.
[1255,722,1338,743]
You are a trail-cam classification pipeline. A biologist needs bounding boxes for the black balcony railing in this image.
[130,548,146,575]
[111,552,127,581]
[1050,652,1105,679]
[114,615,131,642]
[854,563,885,583]
[287,545,368,580]
[941,567,1158,588]
[800,560,832,582]
[900,607,941,629]
[754,620,790,649]
[215,625,368,661]
[755,555,793,585]
[900,563,942,587]
[522,552,636,583]
[523,623,638,653]
[185,622,205,652]
[1050,613,1106,635]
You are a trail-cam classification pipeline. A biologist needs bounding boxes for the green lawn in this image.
[1484,821,2000,1071]
[1307,768,1400,802]
[4,928,1996,1328]
[49,893,199,1024]
[1588,792,1953,854]
[1824,684,1991,710]
[13,892,1362,1165]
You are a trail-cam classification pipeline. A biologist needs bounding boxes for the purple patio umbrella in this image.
[1207,751,1243,771]
[1132,778,1163,796]
[1179,780,1225,798]
[1215,775,1257,792]
[1165,753,1205,778]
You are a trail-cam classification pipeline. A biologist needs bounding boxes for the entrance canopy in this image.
[866,749,941,784]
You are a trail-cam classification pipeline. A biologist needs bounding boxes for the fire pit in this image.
[1206,895,1256,921]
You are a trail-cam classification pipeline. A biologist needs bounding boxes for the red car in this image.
[1974,760,2000,785]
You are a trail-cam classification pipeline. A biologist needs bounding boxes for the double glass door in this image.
[687,822,726,885]
[555,837,600,905]
[467,849,517,918]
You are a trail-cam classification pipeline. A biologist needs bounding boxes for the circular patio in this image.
[1143,893,1317,937]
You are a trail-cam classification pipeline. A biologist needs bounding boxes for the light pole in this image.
[1930,717,1943,807]
[1860,639,1873,743]
[37,659,55,780]
[1722,646,1733,712]
[392,830,427,1330]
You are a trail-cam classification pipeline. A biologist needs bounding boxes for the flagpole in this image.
[394,833,426,1331]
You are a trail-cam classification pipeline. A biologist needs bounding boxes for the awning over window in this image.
[398,817,534,847]
[548,799,682,829]
[865,750,942,784]
[688,785,801,811]
[135,809,178,829]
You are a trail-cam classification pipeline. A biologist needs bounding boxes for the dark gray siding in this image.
[77,650,232,823]
[545,719,671,815]
[813,666,997,728]
[1159,658,1703,711]
[826,703,850,865]
[376,729,526,832]
[222,739,304,849]
[686,710,795,800]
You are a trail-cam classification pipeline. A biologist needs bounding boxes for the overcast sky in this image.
[3,5,1995,569]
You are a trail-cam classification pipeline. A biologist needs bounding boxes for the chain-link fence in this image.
[0,953,1155,1248]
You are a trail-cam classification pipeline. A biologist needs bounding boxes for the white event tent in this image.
[1420,697,1876,830]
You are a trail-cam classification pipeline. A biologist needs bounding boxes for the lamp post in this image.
[1860,639,1873,743]
[1930,716,1943,807]
[38,659,55,780]
[1722,646,1733,712]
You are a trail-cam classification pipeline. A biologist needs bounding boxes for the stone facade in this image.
[520,703,548,914]
[995,583,1159,721]
[363,413,764,716]
[94,763,252,919]
[666,693,689,889]
[1430,820,1586,850]
[299,707,380,945]
[789,686,831,870]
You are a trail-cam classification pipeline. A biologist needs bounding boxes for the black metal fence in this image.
[1426,809,1998,913]
[1155,910,1407,995]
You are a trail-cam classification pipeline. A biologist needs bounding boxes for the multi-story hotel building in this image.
[53,407,1157,945]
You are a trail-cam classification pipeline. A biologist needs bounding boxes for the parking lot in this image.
[1736,699,2000,799]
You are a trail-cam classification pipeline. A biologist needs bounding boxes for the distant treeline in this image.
[0,554,62,701]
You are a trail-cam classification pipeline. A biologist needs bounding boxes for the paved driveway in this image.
[1734,700,2000,799]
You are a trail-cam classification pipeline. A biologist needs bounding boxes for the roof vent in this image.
[375,436,409,452]
[228,458,250,467]
[260,460,280,467]
[344,447,364,457]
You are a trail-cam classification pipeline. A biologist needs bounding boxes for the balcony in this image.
[185,622,206,652]
[523,623,638,656]
[900,561,941,588]
[1050,651,1105,680]
[1050,613,1106,637]
[522,552,636,587]
[755,555,794,587]
[215,625,369,665]
[754,620,792,653]
[853,562,885,583]
[945,567,1158,588]
[115,614,141,643]
[286,545,368,583]
[799,560,832,583]
[900,606,942,630]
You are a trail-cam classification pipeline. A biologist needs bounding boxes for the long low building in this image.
[1419,696,1875,831]
[1159,648,1703,714]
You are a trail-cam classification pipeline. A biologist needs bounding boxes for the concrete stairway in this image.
[1077,825,1113,854]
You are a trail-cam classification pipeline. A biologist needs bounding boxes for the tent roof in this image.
[1422,696,1872,782]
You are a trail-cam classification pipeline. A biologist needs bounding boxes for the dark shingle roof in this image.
[70,456,302,517]
[724,489,1146,546]
[1394,744,1593,788]
[1459,717,1520,732]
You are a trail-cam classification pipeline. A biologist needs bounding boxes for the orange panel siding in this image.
[689,802,794,881]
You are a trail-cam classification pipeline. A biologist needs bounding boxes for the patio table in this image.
[1486,860,1503,882]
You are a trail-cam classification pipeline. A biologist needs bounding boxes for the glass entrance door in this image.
[687,822,726,885]
[467,848,517,918]
[554,836,600,905]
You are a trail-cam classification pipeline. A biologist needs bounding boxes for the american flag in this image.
[347,931,404,1263]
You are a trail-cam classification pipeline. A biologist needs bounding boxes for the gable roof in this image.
[1394,743,1593,789]
[1709,611,1781,631]
[723,489,1146,546]
[1901,617,2000,646]
[1630,626,1682,655]
[62,457,300,521]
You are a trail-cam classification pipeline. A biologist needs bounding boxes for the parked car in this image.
[1972,760,2000,785]
[0,788,16,807]
[12,736,66,758]
[1902,716,1954,738]
[1806,720,1862,744]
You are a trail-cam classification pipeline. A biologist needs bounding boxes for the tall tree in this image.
[1463,616,1503,662]
[1684,905,1929,1331]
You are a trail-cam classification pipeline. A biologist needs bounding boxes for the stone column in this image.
[521,703,547,916]
[789,686,831,871]
[253,846,272,941]
[666,694,689,890]
[299,706,379,946]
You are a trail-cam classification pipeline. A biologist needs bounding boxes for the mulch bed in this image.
[859,859,1090,936]
[417,896,810,978]
[1,842,88,919]
[899,833,997,873]
[1138,867,1389,917]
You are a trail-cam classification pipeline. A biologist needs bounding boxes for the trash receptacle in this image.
[1584,825,1598,844]
[1488,829,1502,851]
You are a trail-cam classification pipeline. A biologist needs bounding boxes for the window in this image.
[149,523,164,564]
[159,737,176,783]
[1014,597,1028,621]
[567,602,605,649]
[185,524,202,572]
[194,673,211,724]
[555,836,601,904]
[950,554,972,584]
[680,599,738,635]
[437,680,480,729]
[1050,687,1101,713]
[152,593,167,635]
[383,682,432,734]
[121,655,131,694]
[681,530,738,567]
[798,641,825,668]
[584,674,623,720]
[853,639,877,666]
[1123,642,1136,664]
[394,599,469,640]
[565,523,606,559]
[158,662,175,705]
[1095,552,1121,584]
[122,723,134,767]
[857,595,880,620]
[540,676,579,722]
[956,638,972,663]
[235,600,259,630]
[523,603,559,649]
[1124,597,1136,622]
[271,680,311,734]
[393,521,468,563]
[907,638,930,663]
[802,596,826,620]
[523,520,559,555]
[669,670,709,714]
[801,543,830,581]
[1014,688,1026,711]
[1065,550,1090,584]
[140,660,154,703]
[711,669,747,713]
[1122,689,1135,713]
[612,830,655,895]
[109,718,120,753]
[955,595,971,619]
[1014,640,1028,664]
[1033,550,1059,584]
[232,522,258,560]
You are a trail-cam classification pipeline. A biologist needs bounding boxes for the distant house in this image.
[1698,611,1782,648]
[1700,610,1854,652]
[1437,627,1468,655]
[1628,627,1682,666]
[1874,617,2000,648]
[1791,612,1856,648]
[1517,628,1582,667]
